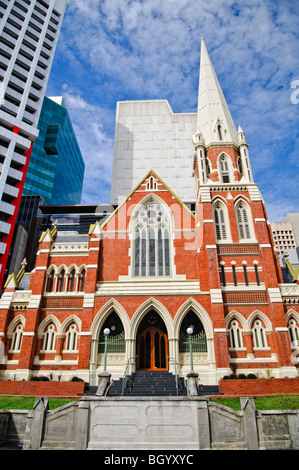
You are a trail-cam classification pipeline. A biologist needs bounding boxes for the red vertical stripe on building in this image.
[0,128,33,289]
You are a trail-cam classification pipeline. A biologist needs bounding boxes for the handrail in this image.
[122,356,138,396]
[167,356,178,396]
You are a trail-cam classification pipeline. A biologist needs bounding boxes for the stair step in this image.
[107,371,188,397]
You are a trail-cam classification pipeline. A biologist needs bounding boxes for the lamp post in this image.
[187,326,194,373]
[103,328,110,373]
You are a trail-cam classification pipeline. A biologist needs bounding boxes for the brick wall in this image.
[0,380,85,397]
[219,378,299,396]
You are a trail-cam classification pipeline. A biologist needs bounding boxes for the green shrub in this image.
[69,376,84,382]
[30,376,50,381]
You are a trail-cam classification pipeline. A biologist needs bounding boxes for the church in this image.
[1,39,298,389]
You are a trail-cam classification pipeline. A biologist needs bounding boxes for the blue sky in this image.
[46,0,299,222]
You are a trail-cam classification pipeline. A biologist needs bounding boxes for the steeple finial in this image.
[197,39,238,146]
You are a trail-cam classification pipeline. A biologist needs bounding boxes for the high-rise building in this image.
[23,96,85,205]
[5,194,45,277]
[282,214,299,247]
[1,39,298,389]
[271,221,297,257]
[0,0,68,287]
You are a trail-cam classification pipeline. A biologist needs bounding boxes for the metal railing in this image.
[179,331,207,353]
[98,331,125,354]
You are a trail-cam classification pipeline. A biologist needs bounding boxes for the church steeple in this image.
[197,38,238,146]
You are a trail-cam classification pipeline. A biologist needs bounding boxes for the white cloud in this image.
[47,0,299,218]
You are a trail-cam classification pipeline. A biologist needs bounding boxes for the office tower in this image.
[23,96,85,205]
[282,214,299,247]
[0,0,68,287]
[5,194,44,277]
[271,221,297,257]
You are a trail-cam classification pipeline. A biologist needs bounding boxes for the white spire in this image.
[197,38,238,146]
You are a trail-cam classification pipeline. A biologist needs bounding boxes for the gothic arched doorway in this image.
[136,311,168,370]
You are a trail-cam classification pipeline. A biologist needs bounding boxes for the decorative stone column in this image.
[95,372,111,396]
[186,372,199,395]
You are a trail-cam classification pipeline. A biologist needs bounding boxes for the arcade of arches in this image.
[95,308,209,381]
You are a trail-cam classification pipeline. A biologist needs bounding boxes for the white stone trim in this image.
[83,293,95,308]
[268,288,283,303]
[229,354,277,364]
[28,295,41,309]
[248,185,262,201]
[0,292,14,309]
[96,279,201,296]
[199,187,211,202]
[210,289,223,303]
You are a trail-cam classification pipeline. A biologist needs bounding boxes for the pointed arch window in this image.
[252,319,268,349]
[67,269,76,292]
[229,320,243,349]
[46,269,55,292]
[133,202,171,277]
[98,311,125,353]
[205,158,211,178]
[78,269,86,292]
[288,318,299,346]
[236,201,252,240]
[57,269,65,292]
[179,310,207,353]
[220,155,230,183]
[217,124,223,141]
[237,156,243,175]
[42,323,56,352]
[213,201,229,241]
[64,323,78,352]
[11,323,23,352]
[146,176,157,190]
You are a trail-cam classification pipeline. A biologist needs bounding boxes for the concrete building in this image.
[0,39,298,390]
[283,213,299,247]
[271,221,297,257]
[0,0,68,288]
[110,100,197,206]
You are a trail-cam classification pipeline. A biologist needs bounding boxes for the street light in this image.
[103,328,110,372]
[187,326,194,373]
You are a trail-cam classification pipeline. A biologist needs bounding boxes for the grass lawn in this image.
[0,396,78,410]
[211,395,299,411]
[1,395,299,411]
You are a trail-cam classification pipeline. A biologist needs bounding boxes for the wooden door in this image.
[137,326,168,370]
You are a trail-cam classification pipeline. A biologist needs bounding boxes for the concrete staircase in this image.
[108,371,188,397]
[83,371,222,397]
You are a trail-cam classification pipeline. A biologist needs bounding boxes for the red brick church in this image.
[0,39,298,388]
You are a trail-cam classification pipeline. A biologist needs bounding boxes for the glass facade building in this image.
[23,96,85,205]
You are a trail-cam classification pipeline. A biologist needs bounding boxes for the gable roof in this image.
[92,170,196,234]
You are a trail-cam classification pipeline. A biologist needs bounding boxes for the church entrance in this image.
[136,311,168,371]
